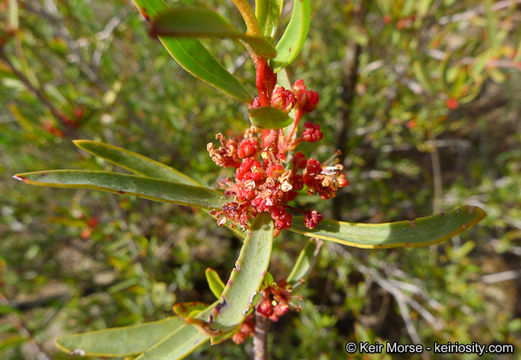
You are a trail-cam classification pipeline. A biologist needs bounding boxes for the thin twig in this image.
[253,303,269,360]
[230,0,261,35]
[0,294,52,360]
[92,10,131,69]
[481,269,521,283]
[430,138,443,214]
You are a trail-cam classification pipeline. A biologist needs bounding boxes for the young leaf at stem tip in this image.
[255,0,284,40]
[151,7,277,59]
[132,0,252,102]
[271,0,311,72]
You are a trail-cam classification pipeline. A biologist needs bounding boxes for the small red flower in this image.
[232,315,255,344]
[292,79,306,101]
[209,75,348,232]
[446,98,459,110]
[238,138,259,159]
[299,90,319,113]
[304,210,323,229]
[266,164,284,178]
[271,85,297,113]
[292,152,307,170]
[302,122,323,143]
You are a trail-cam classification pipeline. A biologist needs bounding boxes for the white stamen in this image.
[281,180,293,192]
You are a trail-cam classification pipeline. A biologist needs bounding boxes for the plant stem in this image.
[286,109,303,145]
[0,294,52,360]
[255,58,270,106]
[430,140,442,214]
[253,311,269,360]
[231,0,261,35]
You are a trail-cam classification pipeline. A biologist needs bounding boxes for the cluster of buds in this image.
[256,279,297,322]
[208,78,348,232]
[231,314,255,344]
[232,279,299,344]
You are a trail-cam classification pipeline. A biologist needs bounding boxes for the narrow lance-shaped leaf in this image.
[248,106,293,129]
[151,8,277,59]
[74,140,199,186]
[255,0,284,40]
[287,239,321,287]
[132,0,251,102]
[211,213,274,332]
[205,268,225,299]
[136,305,216,360]
[56,317,184,357]
[137,214,273,358]
[13,171,228,210]
[289,206,486,249]
[271,0,311,72]
[72,140,246,239]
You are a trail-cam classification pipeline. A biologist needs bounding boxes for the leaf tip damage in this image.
[12,174,26,182]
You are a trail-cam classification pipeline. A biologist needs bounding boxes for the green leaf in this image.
[248,106,293,129]
[132,0,251,102]
[289,206,486,249]
[256,0,284,40]
[287,239,320,287]
[151,8,277,59]
[13,171,227,210]
[211,213,274,332]
[173,302,208,319]
[136,216,273,359]
[205,268,225,299]
[73,140,199,187]
[72,140,246,239]
[56,317,184,357]
[135,306,215,360]
[271,0,311,72]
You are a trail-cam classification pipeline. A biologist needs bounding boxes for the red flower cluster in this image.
[256,279,296,322]
[231,315,254,344]
[232,279,299,344]
[208,79,348,231]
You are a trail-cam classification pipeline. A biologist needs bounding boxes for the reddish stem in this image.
[255,59,270,107]
[286,109,304,147]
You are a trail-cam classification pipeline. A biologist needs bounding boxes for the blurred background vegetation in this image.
[1,0,520,359]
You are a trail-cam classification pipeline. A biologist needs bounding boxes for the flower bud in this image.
[292,151,307,170]
[271,85,297,112]
[304,209,323,229]
[257,299,273,318]
[238,139,259,159]
[302,122,323,143]
[298,90,319,113]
